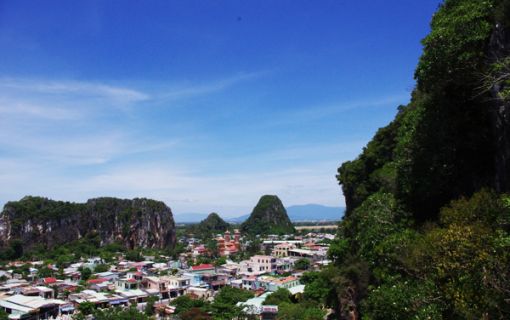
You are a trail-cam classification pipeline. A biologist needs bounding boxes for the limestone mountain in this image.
[190,212,230,237]
[0,196,176,252]
[241,195,295,235]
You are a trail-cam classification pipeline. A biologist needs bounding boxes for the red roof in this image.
[87,278,108,284]
[127,278,137,283]
[191,264,214,271]
[44,277,57,284]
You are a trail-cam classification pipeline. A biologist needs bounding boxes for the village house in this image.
[87,278,115,292]
[271,242,297,257]
[258,276,301,292]
[241,275,259,290]
[114,288,149,305]
[116,276,139,291]
[240,255,277,275]
[69,289,128,309]
[189,263,215,274]
[288,248,327,262]
[0,294,68,319]
[201,273,228,291]
[21,286,54,299]
[144,275,189,300]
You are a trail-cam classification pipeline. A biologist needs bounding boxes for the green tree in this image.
[77,301,96,315]
[0,309,8,320]
[94,263,110,273]
[171,295,209,315]
[92,306,150,320]
[180,307,212,320]
[361,279,444,320]
[37,266,53,278]
[144,295,158,316]
[210,287,254,320]
[301,272,330,305]
[205,239,219,257]
[263,288,291,306]
[125,250,143,262]
[277,302,324,320]
[80,267,92,281]
[214,256,227,267]
[214,286,254,305]
[294,258,310,271]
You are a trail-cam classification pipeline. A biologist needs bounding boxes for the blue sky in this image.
[0,0,441,217]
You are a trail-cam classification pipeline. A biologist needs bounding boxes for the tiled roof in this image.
[43,277,57,284]
[87,278,108,284]
[191,264,214,271]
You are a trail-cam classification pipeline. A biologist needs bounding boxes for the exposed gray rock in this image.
[0,196,176,250]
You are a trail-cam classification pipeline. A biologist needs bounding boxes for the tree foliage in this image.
[329,2,510,317]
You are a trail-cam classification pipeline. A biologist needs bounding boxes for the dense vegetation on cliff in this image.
[188,212,231,239]
[0,196,176,259]
[241,195,295,235]
[312,0,510,319]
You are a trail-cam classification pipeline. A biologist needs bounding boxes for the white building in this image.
[240,255,277,275]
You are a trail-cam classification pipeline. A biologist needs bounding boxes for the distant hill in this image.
[227,204,344,223]
[241,195,294,235]
[196,213,230,233]
[178,204,345,224]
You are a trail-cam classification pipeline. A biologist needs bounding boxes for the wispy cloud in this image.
[0,100,81,120]
[0,78,149,104]
[157,71,269,101]
[0,128,178,165]
[267,93,410,127]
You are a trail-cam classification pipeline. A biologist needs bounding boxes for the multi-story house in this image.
[240,256,277,275]
[271,243,297,257]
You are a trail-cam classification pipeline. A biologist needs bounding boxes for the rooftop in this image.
[191,264,215,271]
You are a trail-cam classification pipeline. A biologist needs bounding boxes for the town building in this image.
[217,230,241,256]
[271,242,297,257]
[0,294,68,319]
[240,255,277,275]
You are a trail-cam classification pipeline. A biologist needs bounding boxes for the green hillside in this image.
[306,1,510,318]
[241,195,295,235]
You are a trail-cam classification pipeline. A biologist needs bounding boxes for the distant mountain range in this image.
[174,204,344,223]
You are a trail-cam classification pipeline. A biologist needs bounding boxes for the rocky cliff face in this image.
[488,21,510,192]
[241,195,294,235]
[0,196,176,250]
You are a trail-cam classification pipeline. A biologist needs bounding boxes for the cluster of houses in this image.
[0,231,334,319]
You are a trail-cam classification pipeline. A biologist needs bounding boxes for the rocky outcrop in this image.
[0,196,176,250]
[241,195,295,235]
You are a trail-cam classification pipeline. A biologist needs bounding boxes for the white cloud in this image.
[0,72,355,216]
[68,160,345,217]
[0,128,178,166]
[0,78,149,104]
